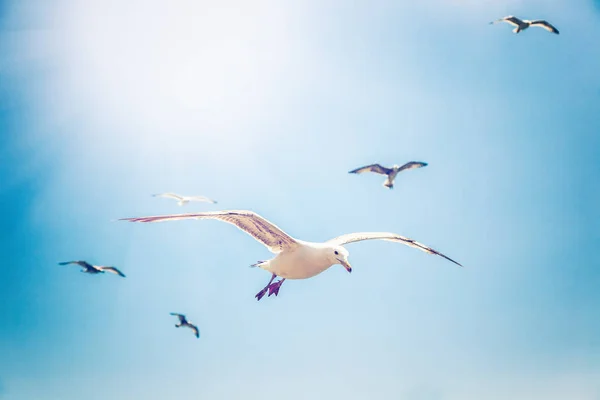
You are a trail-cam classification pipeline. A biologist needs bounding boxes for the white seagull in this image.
[152,192,217,206]
[120,210,462,301]
[58,261,126,277]
[349,161,428,189]
[170,313,200,338]
[490,16,559,35]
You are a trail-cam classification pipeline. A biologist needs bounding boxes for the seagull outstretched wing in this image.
[397,161,428,173]
[58,260,92,268]
[187,196,217,204]
[98,266,126,277]
[327,232,462,267]
[188,324,200,338]
[153,193,184,201]
[491,15,523,26]
[120,211,298,253]
[170,313,187,323]
[349,164,392,175]
[529,20,559,34]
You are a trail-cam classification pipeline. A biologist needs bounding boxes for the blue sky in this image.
[1,0,599,399]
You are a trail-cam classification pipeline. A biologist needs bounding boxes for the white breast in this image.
[266,243,334,280]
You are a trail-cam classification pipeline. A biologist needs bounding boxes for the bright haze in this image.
[0,0,599,399]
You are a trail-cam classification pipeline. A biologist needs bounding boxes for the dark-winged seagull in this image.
[490,16,559,34]
[349,161,428,189]
[58,261,126,277]
[120,210,462,301]
[170,313,200,338]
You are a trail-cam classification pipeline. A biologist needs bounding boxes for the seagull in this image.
[152,192,217,206]
[349,161,428,189]
[170,313,200,338]
[119,210,462,301]
[490,16,559,34]
[58,261,126,277]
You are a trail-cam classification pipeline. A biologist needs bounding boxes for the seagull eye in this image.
[334,250,339,255]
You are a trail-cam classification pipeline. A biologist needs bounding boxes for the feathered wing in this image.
[153,193,184,201]
[188,324,200,338]
[491,15,523,26]
[98,266,126,277]
[187,195,217,204]
[529,20,559,34]
[170,313,187,323]
[348,164,392,176]
[120,210,298,254]
[397,161,428,173]
[327,232,462,267]
[58,260,92,268]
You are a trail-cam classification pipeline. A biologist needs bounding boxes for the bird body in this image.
[349,161,428,189]
[152,192,217,206]
[490,16,559,34]
[120,210,461,299]
[58,261,126,277]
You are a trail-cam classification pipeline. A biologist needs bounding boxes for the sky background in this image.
[1,0,599,399]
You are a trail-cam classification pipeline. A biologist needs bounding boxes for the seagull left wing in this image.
[327,232,462,267]
[120,210,298,254]
[397,161,428,173]
[98,266,126,277]
[529,20,559,34]
[189,324,200,338]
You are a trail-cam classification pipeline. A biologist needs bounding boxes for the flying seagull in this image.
[120,210,462,301]
[58,261,126,277]
[490,16,559,34]
[349,161,428,189]
[170,313,200,338]
[152,192,217,206]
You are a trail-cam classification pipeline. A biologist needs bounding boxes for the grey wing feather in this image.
[327,232,462,267]
[170,313,186,323]
[530,20,559,34]
[98,266,126,277]
[59,260,91,268]
[349,164,392,175]
[397,161,428,172]
[119,210,297,253]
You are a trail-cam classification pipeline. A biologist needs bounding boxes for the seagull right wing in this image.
[120,210,298,254]
[187,196,218,204]
[188,324,200,338]
[529,20,559,34]
[58,260,91,268]
[348,164,392,176]
[153,193,184,201]
[98,266,126,277]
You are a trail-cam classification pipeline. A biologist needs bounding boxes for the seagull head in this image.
[330,246,352,273]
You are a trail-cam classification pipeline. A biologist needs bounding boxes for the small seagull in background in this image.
[58,261,126,278]
[152,192,217,206]
[490,16,559,35]
[349,161,428,189]
[170,313,200,338]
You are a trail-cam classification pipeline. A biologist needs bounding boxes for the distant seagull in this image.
[490,16,559,34]
[58,261,126,277]
[120,210,462,301]
[152,192,217,206]
[349,161,428,189]
[170,313,200,338]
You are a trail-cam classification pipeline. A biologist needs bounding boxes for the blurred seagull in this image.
[58,261,126,277]
[152,192,217,206]
[349,161,428,189]
[170,313,200,338]
[490,16,559,34]
[120,210,462,301]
